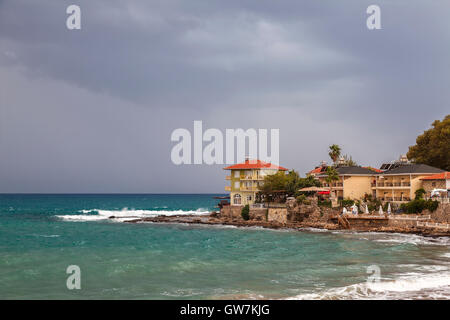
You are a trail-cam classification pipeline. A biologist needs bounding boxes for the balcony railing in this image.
[240,186,259,191]
[379,197,410,202]
[241,175,264,180]
[225,186,231,191]
[374,182,411,188]
[225,175,231,180]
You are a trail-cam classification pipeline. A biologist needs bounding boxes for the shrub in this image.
[341,199,354,207]
[318,199,332,208]
[296,195,311,205]
[400,198,439,213]
[296,194,306,204]
[415,188,426,200]
[426,199,439,212]
[241,204,250,220]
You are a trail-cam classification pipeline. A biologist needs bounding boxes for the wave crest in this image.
[56,208,210,222]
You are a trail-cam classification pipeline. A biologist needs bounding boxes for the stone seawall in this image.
[220,205,243,219]
[267,208,288,224]
[214,200,450,236]
[429,203,450,223]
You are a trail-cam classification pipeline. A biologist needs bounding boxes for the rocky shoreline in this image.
[120,209,450,238]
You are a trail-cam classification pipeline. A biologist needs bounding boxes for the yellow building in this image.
[315,166,376,201]
[224,159,288,206]
[373,164,445,203]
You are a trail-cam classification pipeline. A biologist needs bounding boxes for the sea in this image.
[1,193,450,300]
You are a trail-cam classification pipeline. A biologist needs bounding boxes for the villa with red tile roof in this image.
[224,159,288,206]
[421,172,450,199]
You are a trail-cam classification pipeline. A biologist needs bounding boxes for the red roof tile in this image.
[224,159,287,171]
[420,172,450,180]
[309,167,323,174]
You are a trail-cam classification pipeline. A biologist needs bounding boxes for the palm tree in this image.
[328,144,341,164]
[325,166,340,202]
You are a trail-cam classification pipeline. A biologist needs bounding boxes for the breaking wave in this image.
[289,271,450,300]
[56,208,210,222]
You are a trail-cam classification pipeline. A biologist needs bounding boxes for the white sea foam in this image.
[288,271,450,300]
[56,208,210,222]
[31,234,61,238]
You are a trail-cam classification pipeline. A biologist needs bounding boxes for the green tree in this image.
[325,166,340,196]
[341,154,357,166]
[241,204,250,220]
[297,175,322,189]
[328,144,342,164]
[260,170,322,201]
[407,114,450,171]
[415,188,426,200]
[285,170,301,195]
[260,171,287,194]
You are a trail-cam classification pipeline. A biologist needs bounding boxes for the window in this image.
[233,194,241,205]
[234,170,240,178]
[234,181,240,189]
[247,195,252,201]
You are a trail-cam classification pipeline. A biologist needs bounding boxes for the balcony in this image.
[225,186,231,191]
[240,175,264,181]
[332,183,343,188]
[393,197,411,202]
[240,186,259,191]
[225,175,231,180]
[374,181,411,188]
[379,196,410,202]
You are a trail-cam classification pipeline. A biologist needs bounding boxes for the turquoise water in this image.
[1,194,450,299]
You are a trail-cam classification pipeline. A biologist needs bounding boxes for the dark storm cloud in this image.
[0,1,449,192]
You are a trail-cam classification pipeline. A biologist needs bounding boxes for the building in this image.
[420,172,450,199]
[308,155,446,203]
[372,164,445,203]
[315,166,376,200]
[224,159,288,206]
[307,161,328,177]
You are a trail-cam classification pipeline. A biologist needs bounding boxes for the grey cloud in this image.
[0,1,449,192]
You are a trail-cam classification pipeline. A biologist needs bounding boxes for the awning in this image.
[298,186,330,192]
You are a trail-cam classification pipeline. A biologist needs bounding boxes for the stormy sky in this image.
[0,0,449,193]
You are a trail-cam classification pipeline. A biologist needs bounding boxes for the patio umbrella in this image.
[365,204,369,214]
[378,205,383,215]
[351,204,358,215]
[387,203,391,215]
[342,207,348,214]
[431,189,447,197]
[298,187,330,192]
